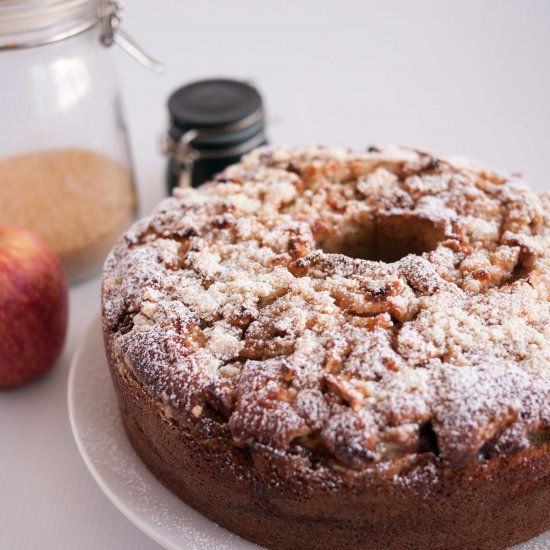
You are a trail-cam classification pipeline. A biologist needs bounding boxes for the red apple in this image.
[0,225,68,388]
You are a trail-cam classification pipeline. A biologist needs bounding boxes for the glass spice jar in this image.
[0,0,162,283]
[163,79,267,191]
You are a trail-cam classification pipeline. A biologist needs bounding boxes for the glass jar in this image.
[163,79,267,191]
[0,0,147,283]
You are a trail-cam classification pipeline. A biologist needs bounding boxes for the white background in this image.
[1,1,549,548]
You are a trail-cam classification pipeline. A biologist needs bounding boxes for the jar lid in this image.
[168,79,263,131]
[163,78,267,189]
[0,0,98,48]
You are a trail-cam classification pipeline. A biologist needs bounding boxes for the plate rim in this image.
[67,314,182,550]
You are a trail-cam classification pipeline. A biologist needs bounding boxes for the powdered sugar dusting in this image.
[102,145,550,474]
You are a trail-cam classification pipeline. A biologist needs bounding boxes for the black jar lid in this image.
[164,78,267,190]
[168,79,263,132]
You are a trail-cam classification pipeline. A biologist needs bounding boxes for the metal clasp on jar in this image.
[99,0,165,73]
[162,107,266,188]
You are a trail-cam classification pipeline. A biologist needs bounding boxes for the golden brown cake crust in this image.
[108,356,550,550]
[102,146,550,549]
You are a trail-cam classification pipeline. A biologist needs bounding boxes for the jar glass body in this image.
[0,23,137,283]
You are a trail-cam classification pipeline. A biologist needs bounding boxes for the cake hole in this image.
[506,252,536,286]
[418,421,440,456]
[114,312,134,335]
[203,401,228,423]
[528,429,550,447]
[317,212,447,263]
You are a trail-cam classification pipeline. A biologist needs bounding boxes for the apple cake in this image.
[102,146,550,550]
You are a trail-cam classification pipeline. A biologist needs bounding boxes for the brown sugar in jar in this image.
[0,148,136,282]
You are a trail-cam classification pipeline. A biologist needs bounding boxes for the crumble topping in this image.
[103,146,550,472]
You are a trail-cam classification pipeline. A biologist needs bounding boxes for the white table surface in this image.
[1,1,549,549]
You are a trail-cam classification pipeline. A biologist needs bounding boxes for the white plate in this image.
[68,316,550,550]
[68,315,259,550]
